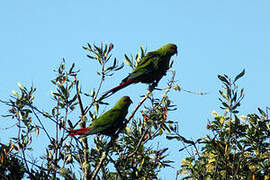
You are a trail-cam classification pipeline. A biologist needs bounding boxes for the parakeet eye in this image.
[123,97,130,102]
[170,45,177,55]
[123,97,132,103]
[170,45,176,50]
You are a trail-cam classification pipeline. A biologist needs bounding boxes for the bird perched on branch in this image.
[68,96,132,136]
[104,43,177,97]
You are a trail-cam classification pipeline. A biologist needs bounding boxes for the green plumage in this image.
[123,43,177,85]
[68,96,132,136]
[105,43,177,95]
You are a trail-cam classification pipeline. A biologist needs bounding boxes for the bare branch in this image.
[31,107,52,143]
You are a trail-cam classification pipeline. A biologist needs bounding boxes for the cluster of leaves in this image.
[3,82,37,150]
[83,43,124,77]
[124,45,146,69]
[0,143,25,180]
[0,60,80,179]
[176,70,270,179]
[45,60,79,179]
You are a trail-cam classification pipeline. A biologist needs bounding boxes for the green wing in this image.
[120,44,177,85]
[136,51,158,67]
[125,52,161,81]
[84,109,124,135]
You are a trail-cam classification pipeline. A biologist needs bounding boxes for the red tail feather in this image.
[104,79,138,96]
[68,128,90,136]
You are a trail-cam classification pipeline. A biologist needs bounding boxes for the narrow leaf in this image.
[218,75,229,84]
[234,69,245,83]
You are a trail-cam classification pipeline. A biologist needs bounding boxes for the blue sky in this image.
[1,1,270,179]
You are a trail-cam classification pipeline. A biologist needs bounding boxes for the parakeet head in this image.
[160,43,178,56]
[115,96,133,109]
[121,96,132,103]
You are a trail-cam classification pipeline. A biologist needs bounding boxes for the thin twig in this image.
[90,137,116,180]
[126,91,151,123]
[108,154,123,180]
[74,81,91,180]
[84,62,105,116]
[125,128,148,160]
[28,104,66,130]
[52,96,60,179]
[94,66,105,101]
[21,145,36,179]
[72,81,86,128]
[77,81,85,116]
[0,123,17,130]
[31,107,52,143]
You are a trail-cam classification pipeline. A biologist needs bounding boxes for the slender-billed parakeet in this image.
[68,96,132,136]
[104,43,177,96]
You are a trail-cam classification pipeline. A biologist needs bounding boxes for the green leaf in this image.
[140,45,145,58]
[161,123,171,134]
[12,90,20,99]
[59,85,68,99]
[240,88,244,97]
[234,69,245,83]
[112,58,116,68]
[69,94,77,104]
[69,63,75,74]
[2,114,13,117]
[115,62,124,71]
[124,54,132,67]
[232,92,237,102]
[98,101,109,105]
[231,102,240,110]
[68,120,73,128]
[90,90,95,97]
[89,111,94,120]
[218,75,229,84]
[17,82,24,90]
[219,90,228,100]
[135,52,140,65]
[51,80,57,85]
[234,114,240,128]
[222,102,229,108]
[43,112,51,118]
[257,108,266,117]
[87,43,92,49]
[93,44,102,54]
[166,135,179,140]
[87,55,95,59]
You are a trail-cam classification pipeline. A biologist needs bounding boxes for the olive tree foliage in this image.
[171,70,270,180]
[0,43,180,179]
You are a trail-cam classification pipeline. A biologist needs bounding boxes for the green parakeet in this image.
[68,96,132,136]
[105,43,177,95]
